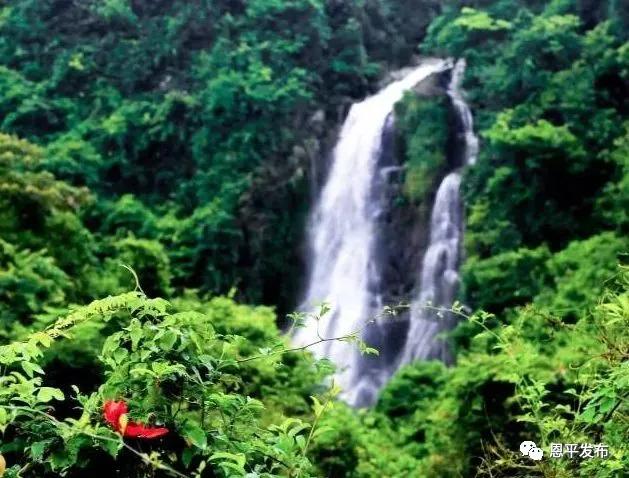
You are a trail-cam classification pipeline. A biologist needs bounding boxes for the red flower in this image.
[103,400,128,429]
[124,423,169,439]
[103,400,168,439]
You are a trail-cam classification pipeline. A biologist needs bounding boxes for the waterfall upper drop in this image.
[294,58,477,406]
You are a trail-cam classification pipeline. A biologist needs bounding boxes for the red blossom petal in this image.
[102,400,168,439]
[124,422,169,439]
[103,400,128,429]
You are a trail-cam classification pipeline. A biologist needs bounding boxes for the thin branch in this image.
[120,263,146,296]
[237,303,449,364]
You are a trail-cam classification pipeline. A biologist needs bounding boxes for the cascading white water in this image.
[294,60,449,397]
[398,171,463,362]
[399,58,478,364]
[295,58,477,405]
[448,59,479,166]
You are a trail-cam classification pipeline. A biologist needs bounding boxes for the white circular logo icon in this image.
[520,441,543,461]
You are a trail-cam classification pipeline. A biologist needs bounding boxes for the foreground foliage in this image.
[1,270,626,477]
[0,291,338,477]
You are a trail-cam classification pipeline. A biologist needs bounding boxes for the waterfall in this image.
[400,58,478,364]
[397,172,463,363]
[294,58,476,406]
[447,59,479,166]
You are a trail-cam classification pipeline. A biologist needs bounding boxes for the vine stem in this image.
[237,305,416,364]
[236,333,354,364]
[119,263,146,296]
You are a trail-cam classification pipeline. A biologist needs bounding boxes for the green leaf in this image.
[579,406,597,423]
[181,447,195,467]
[129,321,143,350]
[311,396,325,417]
[160,330,178,351]
[30,440,49,460]
[599,397,616,413]
[113,347,128,364]
[36,387,65,403]
[21,361,44,378]
[0,406,8,431]
[100,437,123,457]
[183,422,207,449]
[313,425,334,439]
[210,451,246,471]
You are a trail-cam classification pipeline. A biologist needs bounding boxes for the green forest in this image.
[0,0,627,477]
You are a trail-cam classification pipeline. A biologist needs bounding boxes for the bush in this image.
[462,246,551,313]
[0,293,338,477]
[395,95,449,203]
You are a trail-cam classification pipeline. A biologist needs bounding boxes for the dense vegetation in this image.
[0,0,627,477]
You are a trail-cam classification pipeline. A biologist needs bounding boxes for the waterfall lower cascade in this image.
[399,58,478,365]
[294,59,478,406]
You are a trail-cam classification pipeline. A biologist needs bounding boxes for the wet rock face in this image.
[372,114,426,307]
[411,69,448,96]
